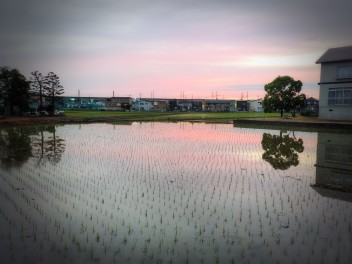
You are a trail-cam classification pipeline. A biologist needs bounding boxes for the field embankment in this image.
[0,111,281,126]
[1,111,351,131]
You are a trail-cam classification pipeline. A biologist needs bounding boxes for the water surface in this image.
[0,122,351,263]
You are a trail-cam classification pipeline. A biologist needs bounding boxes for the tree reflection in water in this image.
[261,131,304,170]
[0,127,32,169]
[31,125,66,165]
[0,125,65,169]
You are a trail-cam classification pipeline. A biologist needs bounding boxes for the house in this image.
[151,100,168,112]
[235,100,249,111]
[142,98,169,112]
[316,46,352,120]
[105,97,132,111]
[302,97,319,113]
[248,99,263,112]
[202,100,234,112]
[132,99,153,111]
[177,99,193,111]
[166,99,203,112]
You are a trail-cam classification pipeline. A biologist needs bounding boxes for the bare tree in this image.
[29,71,46,111]
[45,72,64,112]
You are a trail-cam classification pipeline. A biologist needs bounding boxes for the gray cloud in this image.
[2,0,351,49]
[1,0,351,90]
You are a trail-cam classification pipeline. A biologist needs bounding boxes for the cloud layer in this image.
[1,0,352,98]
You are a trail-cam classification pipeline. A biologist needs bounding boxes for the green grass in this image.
[63,110,282,123]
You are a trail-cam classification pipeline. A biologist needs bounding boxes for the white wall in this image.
[318,63,352,120]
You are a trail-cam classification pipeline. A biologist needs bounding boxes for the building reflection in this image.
[261,131,304,170]
[312,133,352,202]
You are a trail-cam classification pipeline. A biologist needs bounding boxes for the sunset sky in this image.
[1,0,352,99]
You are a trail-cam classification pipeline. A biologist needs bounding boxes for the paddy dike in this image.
[1,115,352,131]
[233,117,352,132]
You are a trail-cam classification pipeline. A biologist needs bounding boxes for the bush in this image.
[300,110,318,117]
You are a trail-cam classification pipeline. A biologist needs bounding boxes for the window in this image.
[337,66,352,79]
[328,87,352,105]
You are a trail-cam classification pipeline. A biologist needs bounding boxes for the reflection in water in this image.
[1,123,351,263]
[312,133,352,200]
[31,125,66,165]
[0,125,66,169]
[0,127,32,168]
[261,131,304,170]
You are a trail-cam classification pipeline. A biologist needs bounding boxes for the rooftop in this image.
[316,46,352,64]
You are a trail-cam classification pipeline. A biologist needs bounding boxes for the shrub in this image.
[300,110,318,117]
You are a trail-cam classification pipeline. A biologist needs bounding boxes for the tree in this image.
[29,71,46,111]
[290,93,306,117]
[0,127,32,169]
[263,75,305,117]
[0,67,30,116]
[261,131,304,170]
[45,72,64,112]
[31,125,66,165]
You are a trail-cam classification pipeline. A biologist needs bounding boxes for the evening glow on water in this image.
[1,123,351,263]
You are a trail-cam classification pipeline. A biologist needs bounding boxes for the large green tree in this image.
[0,67,30,116]
[45,72,64,112]
[263,76,305,117]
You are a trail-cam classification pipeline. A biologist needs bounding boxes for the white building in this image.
[248,99,263,112]
[316,46,352,120]
[132,99,153,111]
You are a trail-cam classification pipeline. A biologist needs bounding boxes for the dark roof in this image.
[306,97,319,101]
[316,46,352,64]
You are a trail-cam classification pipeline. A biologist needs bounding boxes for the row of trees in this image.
[0,67,64,116]
[1,69,305,117]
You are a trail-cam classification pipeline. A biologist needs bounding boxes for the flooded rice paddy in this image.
[0,122,351,263]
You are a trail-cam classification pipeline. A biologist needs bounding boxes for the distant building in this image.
[302,97,319,113]
[248,99,263,112]
[60,96,106,109]
[168,99,178,111]
[144,99,168,112]
[177,99,193,111]
[106,97,132,111]
[153,100,168,112]
[202,100,234,112]
[235,100,249,111]
[316,46,352,120]
[132,99,153,111]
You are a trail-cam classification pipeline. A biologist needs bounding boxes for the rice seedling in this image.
[0,124,350,263]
